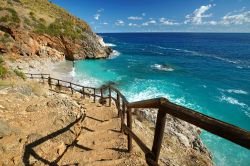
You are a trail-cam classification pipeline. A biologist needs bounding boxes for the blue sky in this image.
[51,0,250,33]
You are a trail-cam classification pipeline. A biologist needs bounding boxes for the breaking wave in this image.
[105,43,117,47]
[109,50,121,59]
[151,64,174,71]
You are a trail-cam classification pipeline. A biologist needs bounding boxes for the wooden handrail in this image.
[160,101,250,149]
[25,73,250,166]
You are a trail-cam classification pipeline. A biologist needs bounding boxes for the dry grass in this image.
[29,81,46,96]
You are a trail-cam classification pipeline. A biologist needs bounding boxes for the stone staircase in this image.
[57,98,143,166]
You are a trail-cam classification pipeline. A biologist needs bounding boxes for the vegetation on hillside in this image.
[0,0,91,39]
[0,55,26,79]
[0,55,8,78]
[0,7,20,27]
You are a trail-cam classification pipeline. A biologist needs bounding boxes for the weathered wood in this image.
[120,100,126,133]
[123,124,152,155]
[93,88,96,103]
[127,108,132,152]
[161,102,250,149]
[109,86,111,107]
[101,88,103,100]
[127,98,166,109]
[41,75,44,83]
[48,76,52,88]
[70,83,73,94]
[117,93,120,117]
[82,87,85,98]
[57,80,61,91]
[151,109,167,163]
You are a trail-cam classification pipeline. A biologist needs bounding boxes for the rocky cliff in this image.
[0,0,112,61]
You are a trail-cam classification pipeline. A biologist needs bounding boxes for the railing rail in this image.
[25,73,250,166]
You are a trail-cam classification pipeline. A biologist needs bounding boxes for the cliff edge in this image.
[0,0,112,61]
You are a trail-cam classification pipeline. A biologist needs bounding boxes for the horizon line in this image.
[97,31,250,34]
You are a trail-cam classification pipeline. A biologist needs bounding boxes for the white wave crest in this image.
[219,88,248,95]
[227,89,248,95]
[219,95,246,108]
[151,64,174,72]
[109,50,121,59]
[105,43,116,47]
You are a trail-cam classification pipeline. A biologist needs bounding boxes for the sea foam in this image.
[227,89,248,95]
[219,95,246,108]
[151,64,174,71]
[105,43,117,47]
[109,50,121,59]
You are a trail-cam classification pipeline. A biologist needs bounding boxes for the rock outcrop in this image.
[0,0,112,61]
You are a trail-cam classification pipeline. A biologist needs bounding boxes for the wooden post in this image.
[41,74,44,83]
[121,100,125,133]
[101,88,103,99]
[70,83,73,95]
[117,93,120,117]
[31,74,33,79]
[127,108,132,152]
[151,108,167,164]
[57,80,61,91]
[93,88,96,103]
[82,87,85,99]
[109,86,111,107]
[48,76,52,88]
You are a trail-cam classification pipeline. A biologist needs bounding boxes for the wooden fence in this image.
[25,73,250,166]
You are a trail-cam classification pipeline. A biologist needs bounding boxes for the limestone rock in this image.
[0,119,12,138]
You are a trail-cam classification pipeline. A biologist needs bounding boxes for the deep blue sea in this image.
[73,33,250,166]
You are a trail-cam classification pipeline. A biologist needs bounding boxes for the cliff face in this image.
[0,0,112,61]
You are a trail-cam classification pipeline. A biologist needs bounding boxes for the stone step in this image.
[77,133,126,150]
[83,158,127,166]
[58,148,122,165]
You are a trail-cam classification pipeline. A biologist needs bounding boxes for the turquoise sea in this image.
[72,33,250,166]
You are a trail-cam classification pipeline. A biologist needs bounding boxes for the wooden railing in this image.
[25,73,250,166]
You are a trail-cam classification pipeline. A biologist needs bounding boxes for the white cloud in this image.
[128,23,139,27]
[94,9,104,21]
[221,11,250,25]
[102,22,108,25]
[98,8,104,12]
[208,20,217,25]
[142,20,156,26]
[185,4,215,24]
[115,20,125,26]
[159,17,179,25]
[128,16,143,20]
[142,13,146,17]
[94,14,100,20]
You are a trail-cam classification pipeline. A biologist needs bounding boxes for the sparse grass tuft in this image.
[14,69,26,80]
[30,81,45,96]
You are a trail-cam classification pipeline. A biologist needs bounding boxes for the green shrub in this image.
[0,8,20,25]
[14,69,26,80]
[0,56,8,78]
[0,66,8,78]
[6,8,20,23]
[0,56,4,64]
[7,0,13,5]
[24,17,31,26]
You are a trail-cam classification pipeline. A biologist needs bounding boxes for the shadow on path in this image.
[23,114,91,166]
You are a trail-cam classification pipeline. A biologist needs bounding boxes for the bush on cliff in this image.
[35,19,84,39]
[0,56,8,78]
[0,7,20,26]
